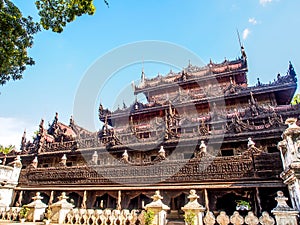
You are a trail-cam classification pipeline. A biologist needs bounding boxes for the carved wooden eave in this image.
[3,116,290,159]
[100,81,297,122]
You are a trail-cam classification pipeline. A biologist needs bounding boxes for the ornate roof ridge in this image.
[135,57,246,90]
[19,113,96,155]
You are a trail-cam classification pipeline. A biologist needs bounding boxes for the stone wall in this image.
[0,157,22,208]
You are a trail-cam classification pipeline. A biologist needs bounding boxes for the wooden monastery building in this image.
[1,46,300,219]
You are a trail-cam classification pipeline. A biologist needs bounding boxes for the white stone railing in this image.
[0,207,21,221]
[64,208,143,225]
[0,207,143,224]
[203,211,275,225]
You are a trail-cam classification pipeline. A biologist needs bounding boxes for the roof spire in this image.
[22,129,26,138]
[237,29,247,60]
[141,56,145,83]
[237,29,242,49]
[288,61,297,81]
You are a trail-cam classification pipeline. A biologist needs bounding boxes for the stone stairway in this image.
[167,220,185,225]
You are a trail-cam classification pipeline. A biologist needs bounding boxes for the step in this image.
[167,220,185,225]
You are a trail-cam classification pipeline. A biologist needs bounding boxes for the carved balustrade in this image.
[2,192,297,225]
[64,209,142,225]
[0,207,277,225]
[19,153,282,186]
[0,207,21,221]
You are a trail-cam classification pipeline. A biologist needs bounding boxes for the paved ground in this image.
[0,221,47,225]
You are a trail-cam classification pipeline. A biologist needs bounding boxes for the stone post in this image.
[271,191,298,225]
[182,190,206,225]
[278,118,300,210]
[50,192,74,224]
[144,190,170,225]
[26,192,47,222]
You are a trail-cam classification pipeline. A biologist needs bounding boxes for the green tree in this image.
[0,144,15,165]
[291,93,300,105]
[0,0,108,86]
[36,0,108,33]
[0,0,40,85]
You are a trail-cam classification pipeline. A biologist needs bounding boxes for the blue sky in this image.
[0,0,299,147]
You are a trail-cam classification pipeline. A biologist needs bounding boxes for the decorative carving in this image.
[244,211,259,225]
[230,211,244,225]
[244,138,262,155]
[58,154,67,167]
[164,104,180,140]
[27,157,38,171]
[259,212,275,225]
[226,112,248,133]
[216,211,230,225]
[198,120,209,136]
[120,150,129,163]
[203,211,216,225]
[223,77,245,95]
[194,141,212,158]
[153,146,167,162]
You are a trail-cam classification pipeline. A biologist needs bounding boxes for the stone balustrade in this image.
[64,208,142,225]
[0,190,298,225]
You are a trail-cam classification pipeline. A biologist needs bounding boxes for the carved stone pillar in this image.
[50,192,74,224]
[145,190,170,225]
[25,192,47,222]
[271,191,298,225]
[278,118,300,210]
[181,190,205,225]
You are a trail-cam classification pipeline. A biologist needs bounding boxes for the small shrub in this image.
[144,210,155,225]
[184,211,196,225]
[19,206,29,219]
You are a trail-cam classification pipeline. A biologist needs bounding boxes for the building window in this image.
[267,146,278,153]
[221,149,234,156]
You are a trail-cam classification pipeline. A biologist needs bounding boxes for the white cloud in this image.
[243,28,250,40]
[259,0,273,6]
[0,117,36,149]
[249,18,257,25]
